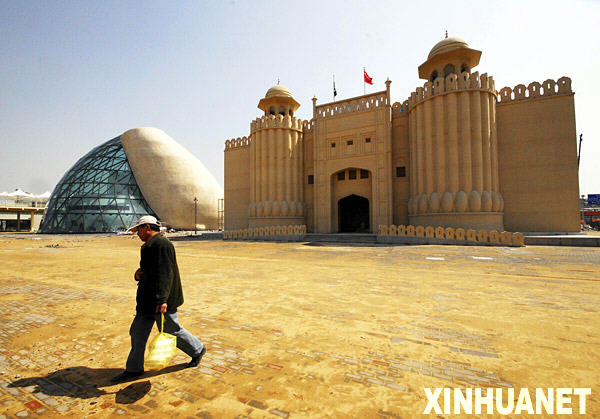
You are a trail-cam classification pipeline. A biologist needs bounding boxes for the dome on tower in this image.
[428,36,469,60]
[418,35,481,80]
[258,82,300,114]
[265,84,294,99]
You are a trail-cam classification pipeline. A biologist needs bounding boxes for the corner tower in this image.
[408,36,503,230]
[248,83,305,227]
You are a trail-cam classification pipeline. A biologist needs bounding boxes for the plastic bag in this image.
[144,313,177,370]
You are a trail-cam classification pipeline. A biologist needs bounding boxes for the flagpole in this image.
[363,67,365,95]
[333,74,336,102]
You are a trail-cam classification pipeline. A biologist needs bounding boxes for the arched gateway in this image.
[338,194,370,233]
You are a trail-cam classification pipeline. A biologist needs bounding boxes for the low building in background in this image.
[0,190,49,232]
[224,36,580,233]
[40,127,223,233]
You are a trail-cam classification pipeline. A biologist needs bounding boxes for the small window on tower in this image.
[337,172,345,181]
[444,64,456,77]
[396,166,406,177]
[347,140,353,146]
[331,142,336,148]
[308,175,314,184]
[360,170,369,179]
[365,137,371,143]
[348,170,357,180]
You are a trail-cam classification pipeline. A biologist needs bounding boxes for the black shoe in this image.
[187,346,207,368]
[110,370,144,383]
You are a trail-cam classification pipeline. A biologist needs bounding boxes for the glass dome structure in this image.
[39,136,156,233]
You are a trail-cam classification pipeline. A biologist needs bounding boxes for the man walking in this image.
[111,215,206,382]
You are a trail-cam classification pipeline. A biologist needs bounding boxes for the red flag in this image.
[364,69,373,85]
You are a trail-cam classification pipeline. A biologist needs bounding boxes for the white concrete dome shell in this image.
[121,127,223,230]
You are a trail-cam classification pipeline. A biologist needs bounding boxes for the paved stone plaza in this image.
[0,235,598,417]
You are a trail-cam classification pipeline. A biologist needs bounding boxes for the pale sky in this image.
[1,0,599,197]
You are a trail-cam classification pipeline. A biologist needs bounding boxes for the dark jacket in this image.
[135,233,184,314]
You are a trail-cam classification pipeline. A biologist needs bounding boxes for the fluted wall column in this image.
[489,94,501,212]
[470,91,483,195]
[276,127,284,202]
[458,91,472,196]
[416,96,425,197]
[409,107,417,211]
[298,131,304,205]
[480,92,492,212]
[285,130,292,203]
[489,95,499,192]
[446,93,459,193]
[433,93,446,195]
[481,94,491,192]
[257,129,265,203]
[267,127,275,203]
[250,133,255,203]
[423,97,434,195]
[292,131,299,203]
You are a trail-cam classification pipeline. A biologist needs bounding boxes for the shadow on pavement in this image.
[9,364,188,400]
[115,380,152,404]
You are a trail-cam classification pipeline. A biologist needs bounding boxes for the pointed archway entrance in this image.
[338,194,370,233]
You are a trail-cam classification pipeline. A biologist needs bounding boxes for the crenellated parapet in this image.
[315,91,388,119]
[250,114,304,132]
[224,135,252,151]
[497,76,572,104]
[408,71,495,108]
[392,100,410,116]
[302,118,315,133]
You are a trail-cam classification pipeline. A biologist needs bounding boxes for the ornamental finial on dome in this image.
[445,30,448,38]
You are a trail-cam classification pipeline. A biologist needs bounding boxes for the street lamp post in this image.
[194,197,198,235]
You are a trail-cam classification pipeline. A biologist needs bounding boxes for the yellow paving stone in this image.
[0,234,598,416]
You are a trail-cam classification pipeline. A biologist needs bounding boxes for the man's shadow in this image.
[9,364,188,404]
